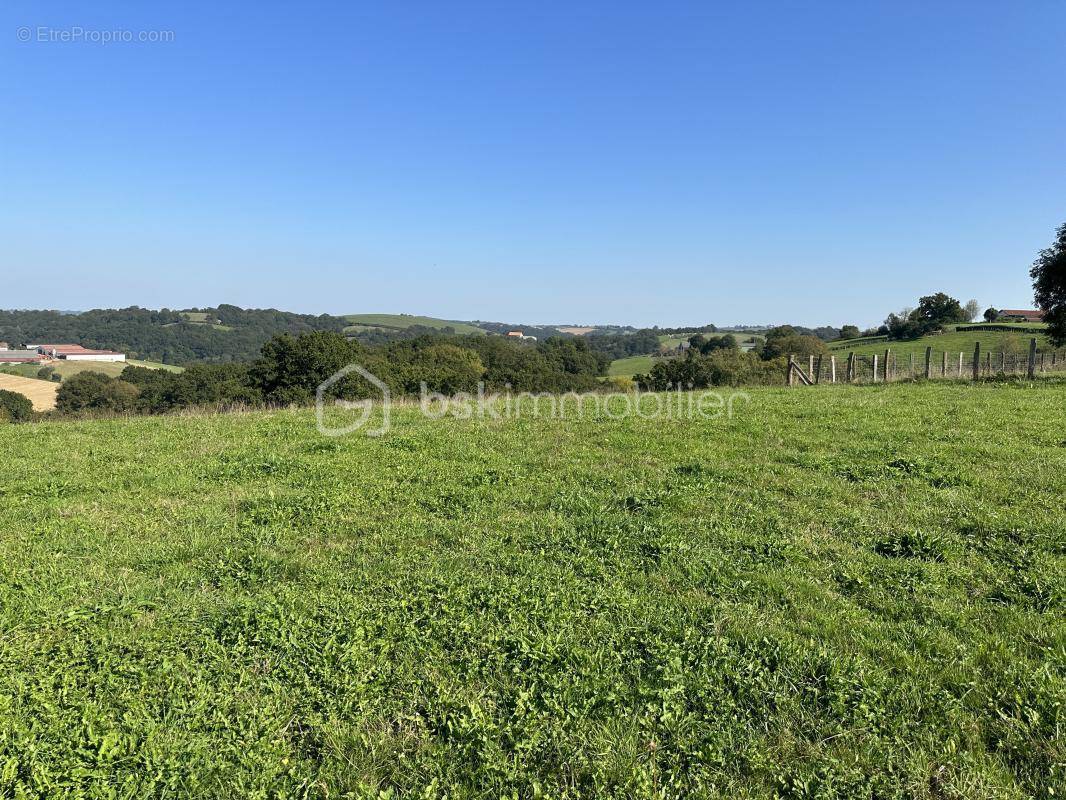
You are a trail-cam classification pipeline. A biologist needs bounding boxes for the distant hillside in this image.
[0,305,349,365]
[344,313,486,336]
[830,323,1052,360]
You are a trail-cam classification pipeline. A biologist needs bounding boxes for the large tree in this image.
[885,293,968,339]
[1031,222,1066,345]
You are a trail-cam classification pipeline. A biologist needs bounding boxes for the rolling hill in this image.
[343,313,486,335]
[830,324,1053,361]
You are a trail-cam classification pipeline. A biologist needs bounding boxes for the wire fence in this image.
[787,340,1066,386]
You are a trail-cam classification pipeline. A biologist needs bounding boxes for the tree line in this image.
[45,332,611,417]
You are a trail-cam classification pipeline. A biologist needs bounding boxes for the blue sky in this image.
[2,1,1064,328]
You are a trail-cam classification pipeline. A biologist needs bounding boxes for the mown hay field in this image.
[0,382,1063,798]
[0,373,58,411]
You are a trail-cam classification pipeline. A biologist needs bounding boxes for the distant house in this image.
[506,331,537,341]
[996,309,1044,323]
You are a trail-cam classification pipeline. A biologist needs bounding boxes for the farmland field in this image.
[607,353,656,377]
[0,358,182,381]
[1,382,1064,797]
[0,373,58,410]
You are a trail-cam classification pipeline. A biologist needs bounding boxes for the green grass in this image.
[344,313,486,336]
[0,359,182,380]
[1,383,1064,797]
[607,354,656,376]
[831,328,1054,360]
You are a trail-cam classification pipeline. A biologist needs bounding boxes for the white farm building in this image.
[28,344,126,362]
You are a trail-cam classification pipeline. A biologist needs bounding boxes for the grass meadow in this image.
[830,329,1054,361]
[0,382,1063,797]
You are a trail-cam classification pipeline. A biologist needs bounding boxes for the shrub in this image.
[637,350,784,389]
[0,389,33,422]
[55,372,139,414]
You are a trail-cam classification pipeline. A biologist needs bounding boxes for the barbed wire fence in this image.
[786,338,1066,386]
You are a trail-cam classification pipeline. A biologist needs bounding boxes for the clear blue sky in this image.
[2,1,1064,328]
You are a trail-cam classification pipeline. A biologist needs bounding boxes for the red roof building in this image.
[997,310,1045,322]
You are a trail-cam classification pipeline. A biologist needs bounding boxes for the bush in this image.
[637,350,784,389]
[55,372,139,414]
[759,327,829,360]
[0,389,33,422]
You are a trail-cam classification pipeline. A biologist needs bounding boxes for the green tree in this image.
[1031,222,1066,345]
[390,343,485,394]
[886,293,969,339]
[963,299,981,322]
[250,331,368,404]
[0,389,33,422]
[55,372,139,413]
[983,307,998,323]
[913,293,968,328]
[696,334,739,355]
[759,326,828,360]
[838,325,860,340]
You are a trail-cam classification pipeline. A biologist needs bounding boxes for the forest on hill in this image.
[0,305,352,364]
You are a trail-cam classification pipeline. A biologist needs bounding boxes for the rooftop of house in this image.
[998,309,1044,319]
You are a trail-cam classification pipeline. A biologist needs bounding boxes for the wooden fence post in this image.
[1028,338,1037,379]
[958,352,963,378]
[941,350,947,377]
[787,355,795,386]
[847,352,855,382]
[830,356,837,383]
[972,342,980,381]
[986,351,991,374]
[1041,352,1046,372]
[883,349,891,382]
[814,355,823,384]
[872,354,879,382]
[909,352,915,377]
[924,346,932,379]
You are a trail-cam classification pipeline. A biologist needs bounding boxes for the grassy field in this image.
[0,358,182,381]
[0,373,58,410]
[1,383,1063,797]
[607,354,656,377]
[830,328,1055,361]
[344,313,486,336]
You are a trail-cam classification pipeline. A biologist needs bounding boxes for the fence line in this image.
[787,338,1066,386]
